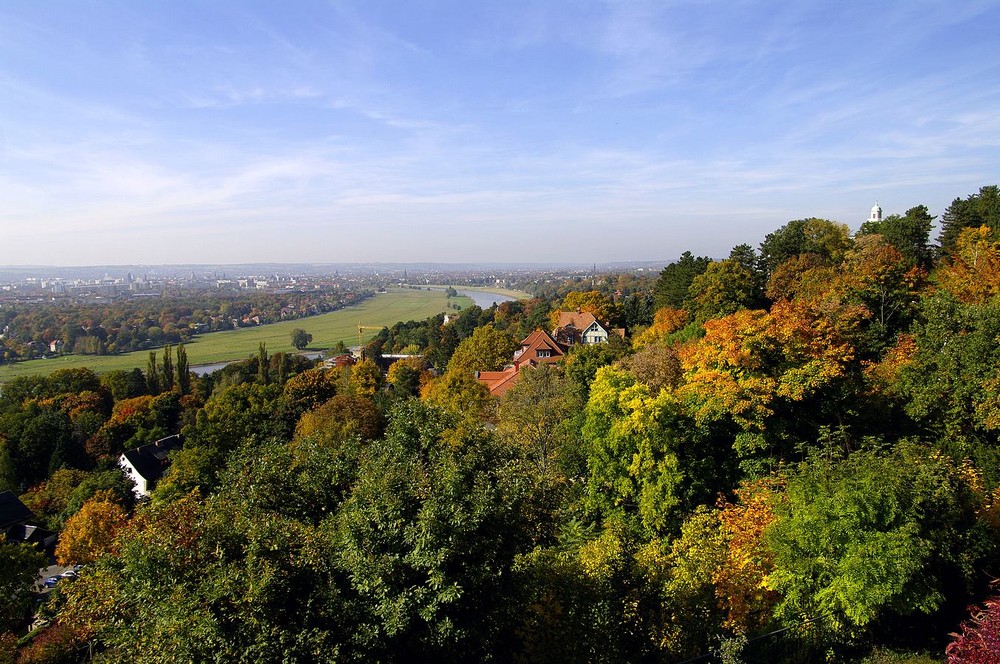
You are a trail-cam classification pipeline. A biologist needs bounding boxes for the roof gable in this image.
[0,491,35,530]
[121,434,183,484]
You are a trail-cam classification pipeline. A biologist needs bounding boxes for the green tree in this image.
[160,344,174,393]
[859,204,935,269]
[0,543,46,631]
[175,344,191,395]
[582,366,685,536]
[766,443,988,636]
[100,368,148,400]
[938,185,1000,255]
[333,401,537,660]
[446,324,519,374]
[497,364,581,478]
[256,342,270,385]
[290,328,312,350]
[758,217,852,279]
[145,351,159,395]
[653,251,712,310]
[686,258,759,323]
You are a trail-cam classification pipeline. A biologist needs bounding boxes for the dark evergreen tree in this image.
[653,251,711,310]
[160,344,175,393]
[938,185,1000,255]
[175,344,190,395]
[146,351,160,395]
[257,342,270,385]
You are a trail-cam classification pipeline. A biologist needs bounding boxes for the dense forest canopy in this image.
[4,186,1000,662]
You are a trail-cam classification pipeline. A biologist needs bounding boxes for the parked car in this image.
[43,576,61,588]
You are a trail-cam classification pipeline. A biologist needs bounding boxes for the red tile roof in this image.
[514,329,566,367]
[554,311,599,331]
[476,329,567,396]
[476,368,521,396]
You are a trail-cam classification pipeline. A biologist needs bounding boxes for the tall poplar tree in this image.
[175,344,190,395]
[146,352,159,395]
[257,342,270,385]
[160,345,175,392]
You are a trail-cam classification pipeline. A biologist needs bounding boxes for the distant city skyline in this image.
[2,1,998,266]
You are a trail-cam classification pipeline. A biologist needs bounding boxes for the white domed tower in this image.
[868,201,882,224]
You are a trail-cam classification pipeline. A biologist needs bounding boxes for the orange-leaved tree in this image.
[55,490,128,565]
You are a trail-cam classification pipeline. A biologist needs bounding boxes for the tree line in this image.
[0,288,371,364]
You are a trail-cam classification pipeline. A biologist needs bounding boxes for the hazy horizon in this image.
[3,1,998,266]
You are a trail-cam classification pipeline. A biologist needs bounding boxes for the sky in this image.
[2,0,999,266]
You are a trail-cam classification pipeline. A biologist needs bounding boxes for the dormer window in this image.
[537,349,551,358]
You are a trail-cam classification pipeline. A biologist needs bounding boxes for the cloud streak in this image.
[1,0,998,265]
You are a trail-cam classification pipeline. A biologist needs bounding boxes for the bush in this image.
[947,595,1000,663]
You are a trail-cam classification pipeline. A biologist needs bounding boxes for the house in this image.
[512,329,566,368]
[476,329,567,397]
[119,435,183,499]
[1,491,35,539]
[553,311,613,345]
[0,490,56,549]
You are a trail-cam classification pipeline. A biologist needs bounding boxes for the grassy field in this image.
[0,288,477,382]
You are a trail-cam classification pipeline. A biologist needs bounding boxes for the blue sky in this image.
[2,1,998,266]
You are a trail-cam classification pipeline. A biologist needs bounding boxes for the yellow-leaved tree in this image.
[55,490,128,565]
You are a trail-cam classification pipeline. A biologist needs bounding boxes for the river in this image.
[453,289,519,309]
[191,352,323,376]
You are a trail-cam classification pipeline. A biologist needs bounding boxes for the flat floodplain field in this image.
[0,288,476,382]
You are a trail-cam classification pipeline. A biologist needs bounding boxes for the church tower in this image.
[868,201,882,224]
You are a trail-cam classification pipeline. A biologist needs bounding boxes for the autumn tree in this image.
[859,204,935,269]
[840,234,925,348]
[349,358,383,397]
[935,226,1000,304]
[631,306,689,348]
[446,324,519,375]
[552,290,615,325]
[686,258,759,323]
[947,594,1000,663]
[280,367,339,421]
[55,490,128,565]
[758,217,852,279]
[677,300,864,466]
[621,342,683,394]
[294,394,385,446]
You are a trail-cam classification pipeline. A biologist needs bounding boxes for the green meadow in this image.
[0,288,482,382]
